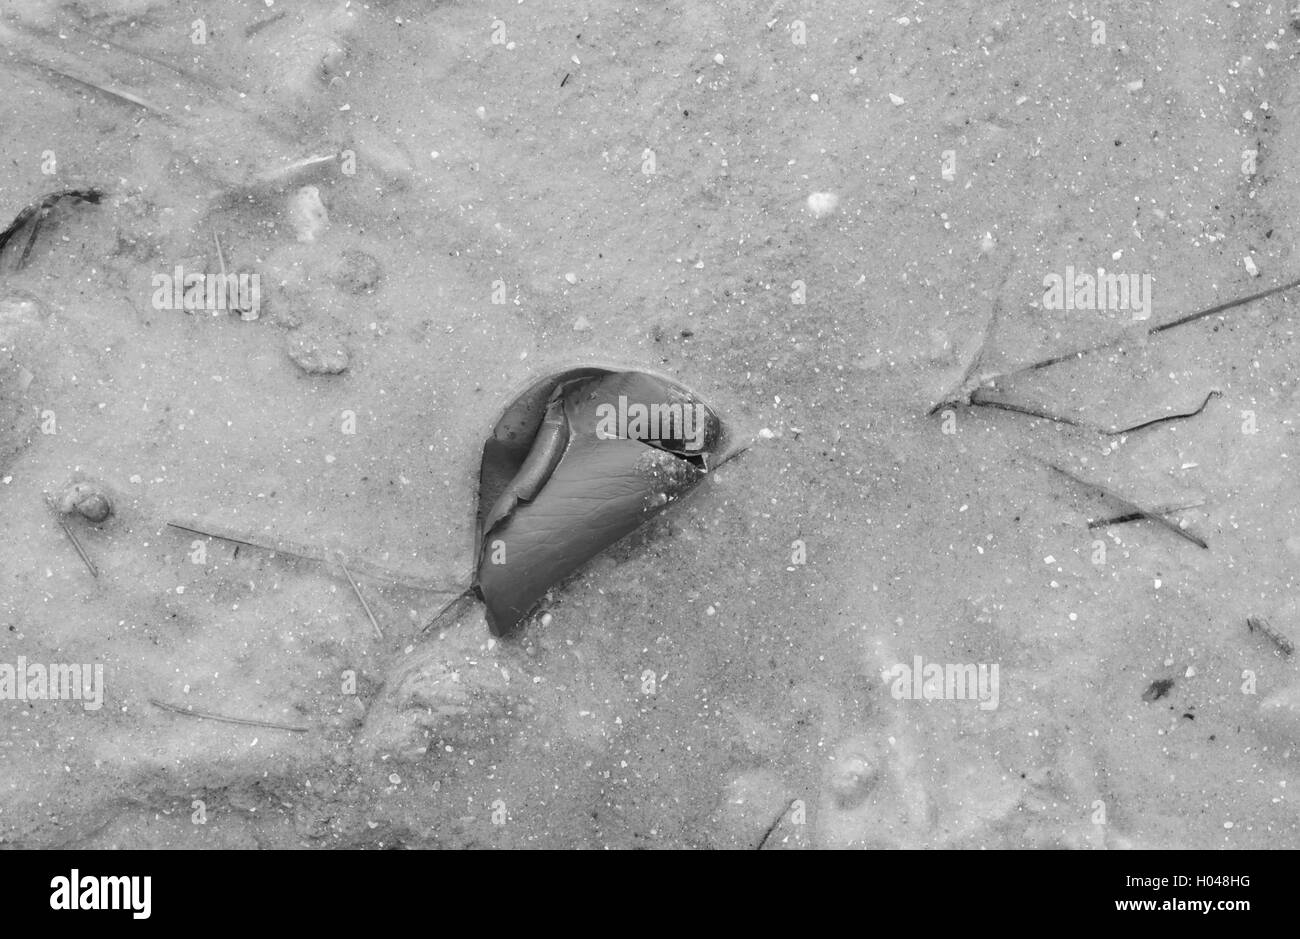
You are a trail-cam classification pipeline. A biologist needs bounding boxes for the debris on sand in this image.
[0,189,104,272]
[286,329,350,375]
[329,250,383,294]
[1247,616,1294,656]
[1142,678,1175,702]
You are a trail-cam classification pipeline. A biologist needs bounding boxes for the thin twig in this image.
[756,798,796,850]
[1246,616,1294,656]
[1038,459,1208,549]
[966,389,1220,436]
[339,553,384,639]
[1108,390,1220,435]
[1086,500,1206,530]
[166,520,460,592]
[53,512,98,577]
[419,585,477,636]
[149,697,309,733]
[16,57,167,115]
[985,276,1300,389]
[966,392,1086,428]
[709,442,752,472]
[245,10,288,37]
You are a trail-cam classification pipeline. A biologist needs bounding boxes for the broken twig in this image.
[977,276,1300,392]
[166,520,459,592]
[756,798,797,850]
[51,510,99,577]
[338,553,384,640]
[149,697,309,733]
[1086,500,1206,530]
[964,389,1220,436]
[1246,616,1294,656]
[0,189,104,270]
[1038,459,1208,549]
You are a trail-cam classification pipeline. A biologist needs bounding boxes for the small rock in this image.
[1244,255,1260,278]
[330,250,383,294]
[806,192,839,218]
[289,185,329,243]
[888,93,906,106]
[287,330,350,375]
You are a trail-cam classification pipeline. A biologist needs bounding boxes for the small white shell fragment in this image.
[1244,255,1260,277]
[1125,79,1144,92]
[289,185,328,243]
[758,427,776,439]
[980,231,996,253]
[714,53,725,65]
[806,191,839,218]
[888,93,905,106]
[540,612,553,627]
[564,271,577,284]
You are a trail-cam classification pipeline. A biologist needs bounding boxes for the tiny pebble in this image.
[806,192,839,218]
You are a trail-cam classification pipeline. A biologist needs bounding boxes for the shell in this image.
[58,481,113,523]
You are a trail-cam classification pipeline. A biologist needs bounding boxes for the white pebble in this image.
[980,232,996,253]
[1244,255,1260,277]
[564,271,577,284]
[714,53,725,65]
[888,93,905,106]
[806,191,839,218]
[289,185,328,243]
[758,427,776,439]
[540,612,553,627]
